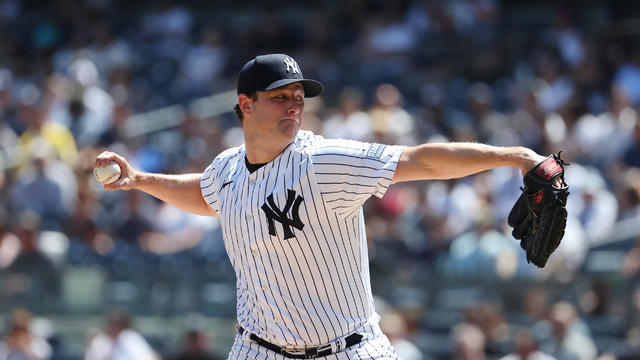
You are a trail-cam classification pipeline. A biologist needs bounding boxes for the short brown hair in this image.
[234,92,258,123]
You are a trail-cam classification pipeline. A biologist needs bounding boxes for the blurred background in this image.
[1,0,640,359]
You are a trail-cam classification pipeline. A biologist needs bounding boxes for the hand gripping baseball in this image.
[508,152,570,268]
[94,151,137,190]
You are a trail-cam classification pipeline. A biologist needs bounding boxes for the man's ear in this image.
[238,95,252,114]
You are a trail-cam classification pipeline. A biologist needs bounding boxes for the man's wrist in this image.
[128,169,146,190]
[505,146,540,175]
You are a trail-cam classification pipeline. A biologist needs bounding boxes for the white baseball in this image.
[94,161,122,184]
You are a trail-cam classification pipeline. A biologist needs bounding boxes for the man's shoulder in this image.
[294,130,322,145]
[296,131,365,155]
[203,146,244,180]
[294,132,403,161]
[213,145,245,164]
[291,130,323,155]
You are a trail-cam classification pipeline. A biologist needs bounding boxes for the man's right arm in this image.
[95,151,218,217]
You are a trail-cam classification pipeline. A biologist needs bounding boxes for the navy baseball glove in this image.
[508,153,570,268]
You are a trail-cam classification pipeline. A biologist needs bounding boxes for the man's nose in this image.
[288,102,302,114]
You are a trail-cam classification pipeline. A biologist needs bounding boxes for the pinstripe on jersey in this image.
[200,130,405,350]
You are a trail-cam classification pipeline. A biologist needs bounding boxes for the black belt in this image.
[237,326,363,359]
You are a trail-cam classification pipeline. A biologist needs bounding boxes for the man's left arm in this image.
[392,143,545,183]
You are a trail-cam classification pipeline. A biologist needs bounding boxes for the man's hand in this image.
[95,151,138,190]
[519,149,563,188]
[508,152,570,267]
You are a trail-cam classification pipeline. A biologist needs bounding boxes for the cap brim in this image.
[263,79,324,97]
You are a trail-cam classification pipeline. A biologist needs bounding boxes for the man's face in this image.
[243,83,305,143]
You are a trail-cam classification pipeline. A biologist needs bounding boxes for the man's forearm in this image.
[133,172,217,217]
[393,143,542,182]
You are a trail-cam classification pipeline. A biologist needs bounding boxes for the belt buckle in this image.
[304,348,319,359]
[279,342,334,359]
[307,344,332,358]
[280,348,305,358]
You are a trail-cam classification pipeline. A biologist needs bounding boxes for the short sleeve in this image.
[311,138,405,215]
[201,161,221,214]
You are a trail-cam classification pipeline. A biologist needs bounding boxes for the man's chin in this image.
[280,124,300,139]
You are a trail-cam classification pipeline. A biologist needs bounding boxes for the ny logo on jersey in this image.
[283,57,300,74]
[261,189,304,239]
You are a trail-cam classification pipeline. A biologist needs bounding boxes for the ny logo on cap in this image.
[283,57,300,74]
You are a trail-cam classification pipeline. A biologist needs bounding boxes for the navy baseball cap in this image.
[237,54,323,98]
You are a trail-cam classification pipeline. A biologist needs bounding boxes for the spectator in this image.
[466,82,509,145]
[47,67,115,150]
[463,302,510,356]
[84,308,160,360]
[141,1,193,60]
[0,308,52,360]
[500,328,554,360]
[443,203,519,279]
[90,19,134,80]
[64,187,114,262]
[451,322,486,360]
[321,86,374,142]
[369,83,417,145]
[379,310,423,360]
[534,50,576,115]
[596,319,640,360]
[0,207,20,269]
[15,87,79,168]
[9,138,70,230]
[613,46,640,107]
[177,24,227,98]
[113,191,156,249]
[168,328,221,360]
[3,211,61,310]
[359,1,423,84]
[538,301,597,360]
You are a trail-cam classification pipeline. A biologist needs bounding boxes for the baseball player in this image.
[95,54,552,359]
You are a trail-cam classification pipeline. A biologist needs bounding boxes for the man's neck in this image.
[244,137,295,164]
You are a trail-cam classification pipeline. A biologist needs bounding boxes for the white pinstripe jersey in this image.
[200,130,405,349]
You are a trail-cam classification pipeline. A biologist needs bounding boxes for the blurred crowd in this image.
[0,307,222,360]
[1,0,640,359]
